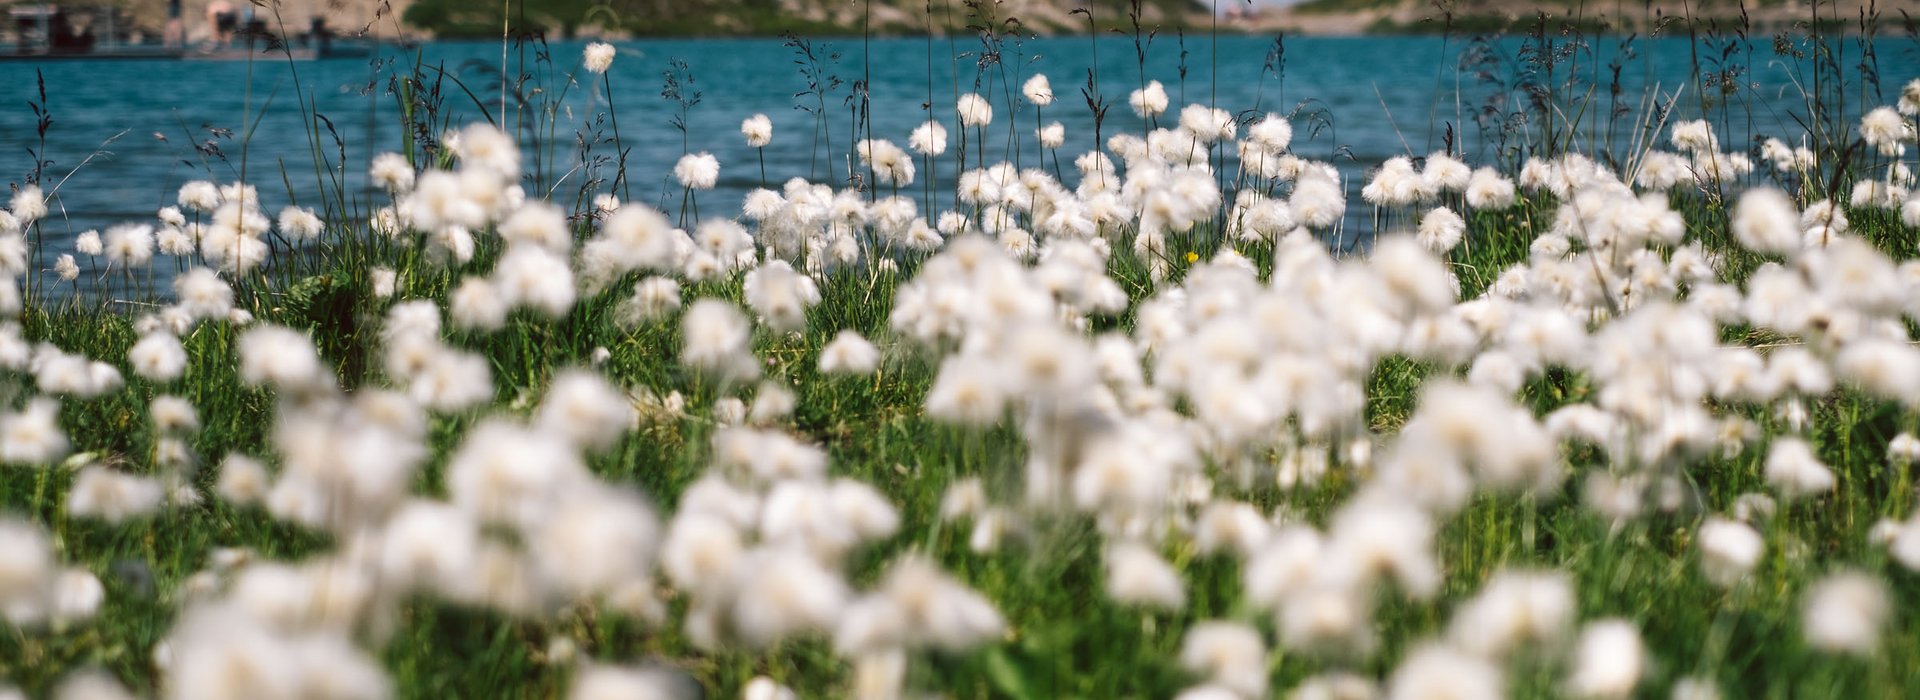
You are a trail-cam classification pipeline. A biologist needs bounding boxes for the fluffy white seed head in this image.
[582,42,615,74]
[1802,571,1889,655]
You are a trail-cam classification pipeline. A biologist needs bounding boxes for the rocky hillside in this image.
[1244,0,1920,34]
[97,0,407,40]
[78,0,1198,42]
[400,0,1204,38]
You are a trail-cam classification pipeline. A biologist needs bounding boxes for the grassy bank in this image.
[4,7,1920,700]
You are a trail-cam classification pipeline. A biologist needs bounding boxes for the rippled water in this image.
[4,34,1917,270]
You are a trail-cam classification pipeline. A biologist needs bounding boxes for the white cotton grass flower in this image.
[450,277,507,332]
[1422,152,1471,192]
[498,201,571,252]
[743,260,820,332]
[568,663,694,700]
[924,356,1009,426]
[66,465,165,523]
[33,346,123,398]
[1800,198,1849,246]
[527,484,659,604]
[742,114,773,148]
[1023,73,1054,106]
[1417,206,1466,253]
[1732,187,1801,256]
[1802,570,1890,655]
[104,224,155,268]
[237,325,330,394]
[591,194,622,216]
[938,478,987,521]
[681,299,757,381]
[129,333,187,381]
[1835,338,1920,403]
[748,381,796,425]
[1902,78,1920,115]
[369,152,415,193]
[1290,673,1378,700]
[1859,106,1911,157]
[1671,677,1722,700]
[729,546,851,648]
[1447,570,1576,659]
[216,453,270,505]
[1764,438,1834,499]
[1566,619,1644,699]
[52,669,137,700]
[1466,167,1516,209]
[75,230,103,257]
[623,276,682,325]
[53,254,78,282]
[536,370,635,452]
[662,510,746,591]
[674,152,720,190]
[51,568,103,624]
[1363,156,1434,207]
[277,206,323,241]
[1247,113,1292,151]
[1698,516,1765,586]
[1177,621,1267,698]
[1178,104,1236,142]
[1889,433,1920,463]
[743,677,796,700]
[155,226,192,256]
[850,650,907,700]
[173,267,233,321]
[957,93,993,127]
[10,185,46,224]
[835,556,1002,654]
[453,122,521,178]
[492,244,576,318]
[0,234,23,278]
[378,499,479,595]
[1321,488,1442,598]
[369,207,404,238]
[370,267,397,299]
[445,420,589,529]
[177,180,222,212]
[150,395,199,434]
[583,42,615,74]
[1193,501,1271,556]
[1850,180,1906,209]
[1387,642,1504,700]
[1130,80,1170,119]
[819,330,880,375]
[2,398,70,465]
[1103,541,1185,610]
[1670,119,1717,153]
[909,120,948,157]
[1037,122,1065,149]
[0,518,55,626]
[1882,515,1920,571]
[856,139,915,188]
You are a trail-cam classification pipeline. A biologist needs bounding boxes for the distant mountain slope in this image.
[400,0,1205,38]
[1256,0,1920,34]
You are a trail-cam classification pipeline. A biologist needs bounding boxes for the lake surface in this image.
[3,34,1918,271]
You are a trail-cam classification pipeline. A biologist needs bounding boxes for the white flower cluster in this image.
[13,65,1920,700]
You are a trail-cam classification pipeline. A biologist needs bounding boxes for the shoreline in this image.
[413,10,1914,41]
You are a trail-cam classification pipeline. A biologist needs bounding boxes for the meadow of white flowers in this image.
[4,39,1920,699]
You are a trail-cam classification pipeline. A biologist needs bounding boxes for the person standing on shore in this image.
[164,0,184,48]
[206,0,237,49]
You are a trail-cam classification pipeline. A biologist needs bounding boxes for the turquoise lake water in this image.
[2,34,1917,268]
